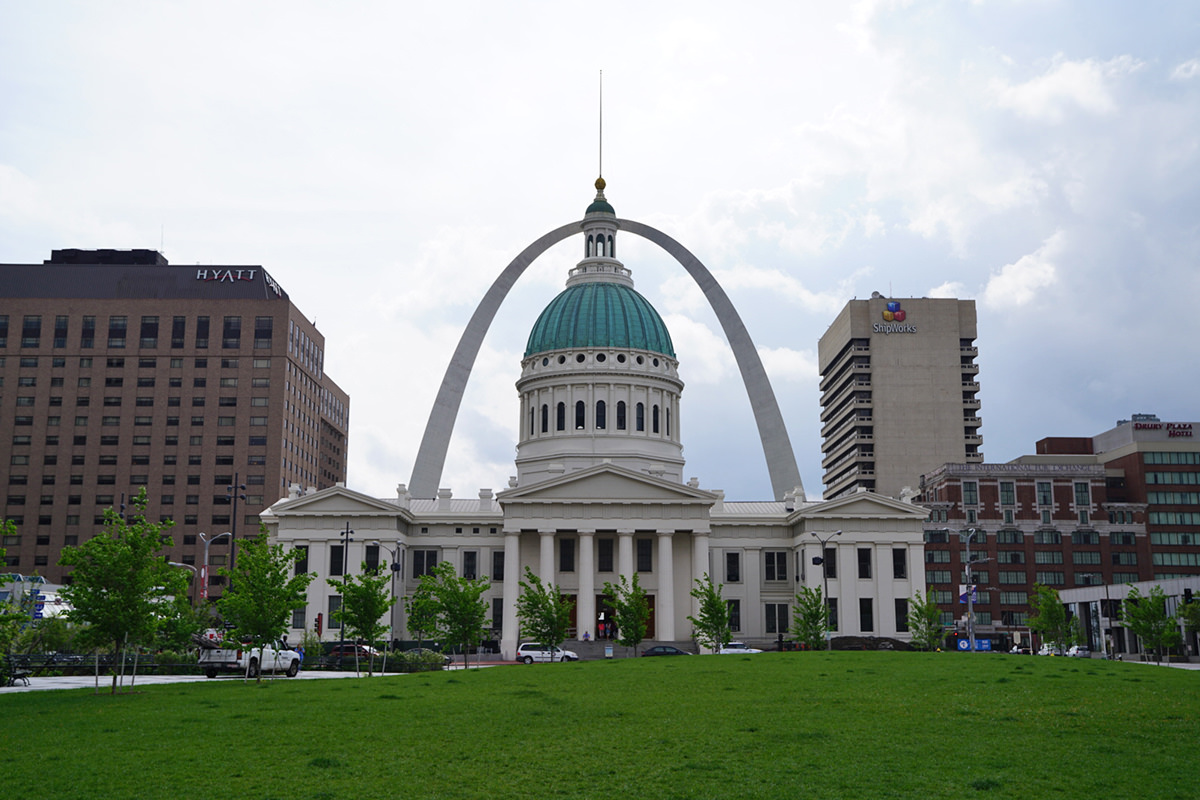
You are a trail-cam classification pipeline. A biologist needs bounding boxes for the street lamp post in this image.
[198,531,232,602]
[960,528,991,653]
[226,473,247,577]
[810,530,842,651]
[371,540,401,674]
[336,522,354,666]
[168,561,198,605]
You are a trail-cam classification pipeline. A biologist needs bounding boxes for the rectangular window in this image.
[412,549,438,578]
[327,596,342,630]
[1074,481,1090,508]
[765,603,789,634]
[827,598,839,632]
[727,599,741,632]
[1035,571,1064,586]
[765,550,788,581]
[859,598,874,632]
[1036,481,1052,507]
[254,316,273,349]
[962,480,979,506]
[824,548,837,579]
[364,544,380,572]
[1035,551,1063,565]
[894,598,909,633]
[139,316,159,348]
[998,571,1027,585]
[999,481,1015,506]
[598,538,613,572]
[53,315,68,348]
[892,547,907,579]
[329,544,345,576]
[492,597,504,632]
[463,550,478,580]
[926,570,951,584]
[996,529,1024,545]
[195,316,210,348]
[492,550,504,582]
[559,538,575,573]
[222,316,241,349]
[636,538,653,572]
[857,548,872,579]
[107,315,127,348]
[291,608,306,629]
[1112,552,1138,566]
[21,315,41,348]
[171,316,186,348]
[726,551,741,582]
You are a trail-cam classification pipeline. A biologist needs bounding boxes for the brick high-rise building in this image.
[0,249,349,595]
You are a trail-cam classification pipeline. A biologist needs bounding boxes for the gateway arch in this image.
[408,218,805,503]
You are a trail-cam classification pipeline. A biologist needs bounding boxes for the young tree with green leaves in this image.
[602,573,650,655]
[515,567,574,661]
[406,578,439,649]
[687,573,731,654]
[1122,584,1181,664]
[328,564,395,675]
[1028,583,1079,654]
[58,490,188,694]
[0,527,29,660]
[424,560,490,669]
[907,590,945,652]
[217,528,314,682]
[792,585,828,651]
[1177,596,1200,653]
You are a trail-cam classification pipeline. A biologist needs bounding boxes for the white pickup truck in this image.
[197,629,301,678]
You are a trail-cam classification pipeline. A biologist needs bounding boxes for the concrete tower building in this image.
[819,295,981,500]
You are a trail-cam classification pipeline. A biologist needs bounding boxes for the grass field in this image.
[2,652,1196,799]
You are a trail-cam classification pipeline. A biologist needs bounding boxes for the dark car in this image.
[642,645,692,657]
[326,644,380,661]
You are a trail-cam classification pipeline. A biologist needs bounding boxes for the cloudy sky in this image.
[3,1,1198,502]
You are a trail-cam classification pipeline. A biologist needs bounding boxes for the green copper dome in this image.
[525,282,675,358]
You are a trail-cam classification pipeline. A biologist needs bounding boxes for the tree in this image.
[1177,596,1200,648]
[406,578,439,649]
[424,561,490,669]
[328,563,395,675]
[0,526,29,658]
[602,573,650,655]
[58,489,187,694]
[1122,584,1181,665]
[687,573,731,654]
[907,590,944,652]
[1028,583,1075,654]
[792,585,828,651]
[515,567,574,661]
[217,528,314,682]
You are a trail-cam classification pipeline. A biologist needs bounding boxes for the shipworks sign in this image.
[873,301,917,334]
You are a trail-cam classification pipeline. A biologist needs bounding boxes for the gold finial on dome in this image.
[595,176,606,192]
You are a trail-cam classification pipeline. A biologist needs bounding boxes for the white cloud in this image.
[981,231,1064,308]
[929,281,968,298]
[1170,58,1200,81]
[991,55,1141,123]
[757,346,819,384]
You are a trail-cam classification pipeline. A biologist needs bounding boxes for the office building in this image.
[819,295,981,500]
[0,249,349,592]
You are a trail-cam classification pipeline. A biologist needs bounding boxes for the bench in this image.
[4,655,34,686]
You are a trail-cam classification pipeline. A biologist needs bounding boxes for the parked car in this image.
[642,645,692,657]
[198,630,301,678]
[327,644,381,661]
[718,641,763,654]
[1037,645,1063,656]
[515,643,578,663]
[404,647,453,666]
[1066,645,1091,658]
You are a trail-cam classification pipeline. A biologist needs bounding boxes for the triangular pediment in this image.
[264,484,403,519]
[498,464,716,505]
[799,491,929,520]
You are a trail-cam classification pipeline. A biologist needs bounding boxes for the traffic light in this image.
[316,612,323,636]
[812,556,824,565]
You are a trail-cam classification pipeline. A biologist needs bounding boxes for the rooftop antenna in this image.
[598,69,603,177]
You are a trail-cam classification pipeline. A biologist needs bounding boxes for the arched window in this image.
[575,400,586,430]
[556,402,565,431]
[616,401,627,430]
[636,402,645,432]
[587,234,594,258]
[529,406,534,437]
[541,403,548,434]
[596,400,606,430]
[608,234,614,258]
[666,407,671,437]
[652,404,660,434]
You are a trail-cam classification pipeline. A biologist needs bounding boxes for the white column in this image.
[617,530,634,580]
[657,531,676,641]
[501,532,521,659]
[539,531,555,585]
[691,531,710,617]
[578,532,595,641]
[744,546,762,639]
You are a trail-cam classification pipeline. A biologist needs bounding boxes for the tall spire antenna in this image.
[598,69,603,177]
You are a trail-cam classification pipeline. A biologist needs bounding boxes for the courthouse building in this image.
[263,181,929,656]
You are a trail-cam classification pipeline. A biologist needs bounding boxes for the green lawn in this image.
[2,652,1196,799]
